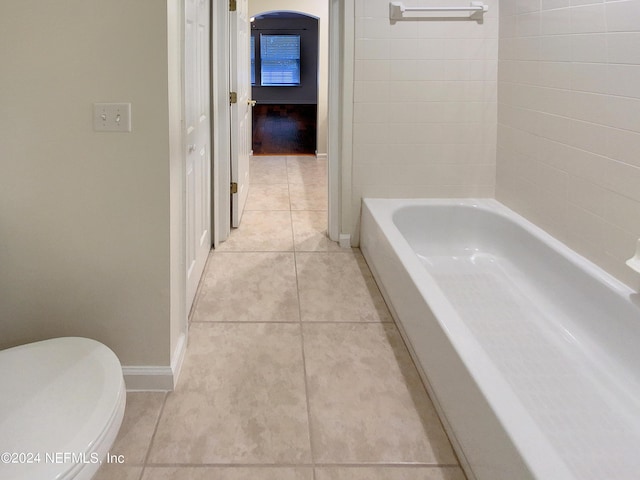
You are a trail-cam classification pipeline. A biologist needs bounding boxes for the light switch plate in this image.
[93,103,131,132]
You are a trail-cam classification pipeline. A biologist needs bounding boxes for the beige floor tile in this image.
[142,467,313,480]
[287,156,327,184]
[217,211,294,252]
[315,467,466,480]
[109,392,166,464]
[251,156,288,184]
[246,184,290,211]
[147,323,311,464]
[94,465,143,480]
[296,251,392,322]
[193,252,299,322]
[289,184,327,211]
[303,323,457,464]
[291,211,342,252]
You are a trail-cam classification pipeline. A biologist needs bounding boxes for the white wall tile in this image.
[513,36,541,60]
[542,0,571,10]
[518,0,542,14]
[607,64,640,98]
[388,59,424,81]
[353,81,391,102]
[606,95,640,132]
[538,61,572,88]
[570,91,608,124]
[500,13,517,38]
[568,119,609,155]
[606,0,640,33]
[517,12,542,37]
[355,59,391,81]
[570,4,607,33]
[568,176,607,216]
[606,127,640,167]
[534,112,572,142]
[607,33,640,63]
[571,33,608,62]
[388,38,427,59]
[571,0,603,6]
[604,191,640,235]
[571,62,609,93]
[358,17,390,39]
[539,35,573,61]
[363,0,392,18]
[352,1,498,240]
[540,8,572,35]
[498,0,640,288]
[604,160,640,201]
[417,38,447,59]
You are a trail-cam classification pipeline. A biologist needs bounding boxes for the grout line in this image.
[140,391,170,472]
[188,248,215,323]
[189,320,394,325]
[297,277,318,473]
[291,184,318,473]
[213,249,349,254]
[130,462,462,468]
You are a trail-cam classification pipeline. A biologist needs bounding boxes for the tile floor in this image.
[96,156,466,480]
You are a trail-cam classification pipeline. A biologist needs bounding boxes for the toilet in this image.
[0,337,126,480]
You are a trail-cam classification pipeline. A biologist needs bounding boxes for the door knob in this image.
[248,99,257,107]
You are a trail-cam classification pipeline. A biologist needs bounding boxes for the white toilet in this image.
[0,337,126,480]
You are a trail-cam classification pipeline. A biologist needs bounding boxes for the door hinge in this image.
[229,91,237,104]
[229,0,237,12]
[230,182,238,194]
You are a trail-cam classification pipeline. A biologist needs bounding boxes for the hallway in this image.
[96,156,465,480]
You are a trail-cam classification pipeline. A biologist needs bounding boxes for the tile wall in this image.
[352,0,499,235]
[497,0,640,288]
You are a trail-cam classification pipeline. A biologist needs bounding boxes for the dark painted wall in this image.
[251,15,319,104]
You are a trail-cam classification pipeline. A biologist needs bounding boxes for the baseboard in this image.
[316,152,328,160]
[339,233,352,248]
[170,332,187,388]
[122,332,186,391]
[122,366,174,391]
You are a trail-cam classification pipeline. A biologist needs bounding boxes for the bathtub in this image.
[360,198,640,480]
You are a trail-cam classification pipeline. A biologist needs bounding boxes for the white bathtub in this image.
[360,198,640,480]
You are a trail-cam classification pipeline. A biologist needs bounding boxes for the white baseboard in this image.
[316,152,328,160]
[339,233,352,248]
[170,332,187,388]
[122,366,174,391]
[122,332,186,391]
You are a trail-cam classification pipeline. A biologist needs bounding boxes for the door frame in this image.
[211,0,232,246]
[211,0,354,245]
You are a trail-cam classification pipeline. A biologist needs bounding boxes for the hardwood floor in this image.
[252,104,317,155]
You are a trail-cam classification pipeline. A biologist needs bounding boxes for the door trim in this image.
[327,0,354,243]
[212,0,353,245]
[211,0,231,246]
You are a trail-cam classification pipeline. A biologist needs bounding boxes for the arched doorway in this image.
[250,11,319,155]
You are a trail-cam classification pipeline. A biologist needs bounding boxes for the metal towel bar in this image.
[389,1,489,21]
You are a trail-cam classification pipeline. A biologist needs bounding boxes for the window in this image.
[260,34,300,86]
[250,36,256,85]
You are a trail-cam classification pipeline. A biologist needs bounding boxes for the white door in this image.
[230,0,252,227]
[185,0,211,308]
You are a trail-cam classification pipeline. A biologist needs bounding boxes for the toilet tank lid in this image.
[0,337,125,480]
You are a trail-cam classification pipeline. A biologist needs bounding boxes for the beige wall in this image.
[350,0,498,240]
[0,1,173,365]
[249,0,329,155]
[497,0,640,289]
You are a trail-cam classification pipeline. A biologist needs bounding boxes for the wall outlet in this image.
[93,103,131,132]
